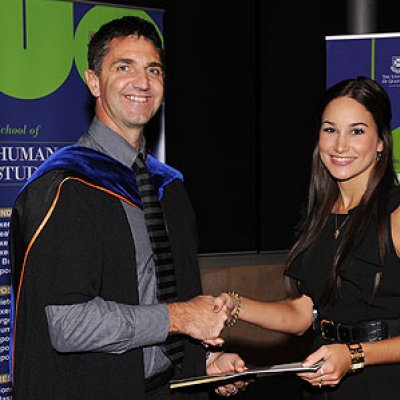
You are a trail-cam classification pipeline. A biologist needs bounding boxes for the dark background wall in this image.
[93,0,400,254]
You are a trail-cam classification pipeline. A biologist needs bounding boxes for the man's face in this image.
[86,35,164,137]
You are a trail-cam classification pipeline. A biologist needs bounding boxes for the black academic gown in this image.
[10,146,208,400]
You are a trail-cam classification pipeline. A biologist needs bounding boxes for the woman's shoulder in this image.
[388,185,400,213]
[389,187,400,256]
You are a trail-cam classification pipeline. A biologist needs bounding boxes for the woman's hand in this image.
[214,292,238,315]
[298,344,351,388]
[202,293,239,346]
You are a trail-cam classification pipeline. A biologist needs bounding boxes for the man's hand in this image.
[167,295,228,343]
[206,352,248,397]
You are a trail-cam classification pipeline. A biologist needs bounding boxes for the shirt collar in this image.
[87,117,146,168]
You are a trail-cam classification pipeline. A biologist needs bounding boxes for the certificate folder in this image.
[170,361,322,389]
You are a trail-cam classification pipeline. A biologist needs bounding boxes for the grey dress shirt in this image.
[45,117,171,378]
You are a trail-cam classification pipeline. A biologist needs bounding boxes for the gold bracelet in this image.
[346,343,365,373]
[225,291,241,328]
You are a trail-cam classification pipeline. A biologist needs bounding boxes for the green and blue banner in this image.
[326,33,400,174]
[0,1,164,397]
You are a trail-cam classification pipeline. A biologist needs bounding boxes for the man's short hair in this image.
[88,15,164,73]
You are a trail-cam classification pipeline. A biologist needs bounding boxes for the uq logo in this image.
[0,0,162,100]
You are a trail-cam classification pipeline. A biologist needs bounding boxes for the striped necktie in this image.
[132,153,184,368]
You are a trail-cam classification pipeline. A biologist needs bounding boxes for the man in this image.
[10,16,244,400]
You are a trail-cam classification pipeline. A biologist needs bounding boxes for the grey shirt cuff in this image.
[45,296,169,354]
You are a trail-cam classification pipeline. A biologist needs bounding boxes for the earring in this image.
[376,151,382,161]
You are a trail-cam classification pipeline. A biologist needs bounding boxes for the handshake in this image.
[166,292,241,343]
[167,293,249,397]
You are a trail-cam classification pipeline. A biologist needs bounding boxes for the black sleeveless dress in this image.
[285,188,400,400]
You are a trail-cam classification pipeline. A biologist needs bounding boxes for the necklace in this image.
[334,214,350,239]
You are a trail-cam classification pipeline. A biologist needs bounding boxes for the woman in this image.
[218,76,400,399]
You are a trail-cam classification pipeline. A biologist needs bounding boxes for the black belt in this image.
[317,318,400,343]
[145,367,175,393]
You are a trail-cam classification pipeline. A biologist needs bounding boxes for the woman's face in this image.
[318,96,383,185]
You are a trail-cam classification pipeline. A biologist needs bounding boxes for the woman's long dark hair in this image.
[286,76,398,304]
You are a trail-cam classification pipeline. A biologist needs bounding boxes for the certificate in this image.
[170,360,323,389]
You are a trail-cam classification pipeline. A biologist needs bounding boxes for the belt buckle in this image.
[320,319,335,341]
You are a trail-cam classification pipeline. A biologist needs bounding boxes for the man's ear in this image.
[85,69,100,97]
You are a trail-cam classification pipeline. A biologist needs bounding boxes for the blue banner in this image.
[326,33,400,173]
